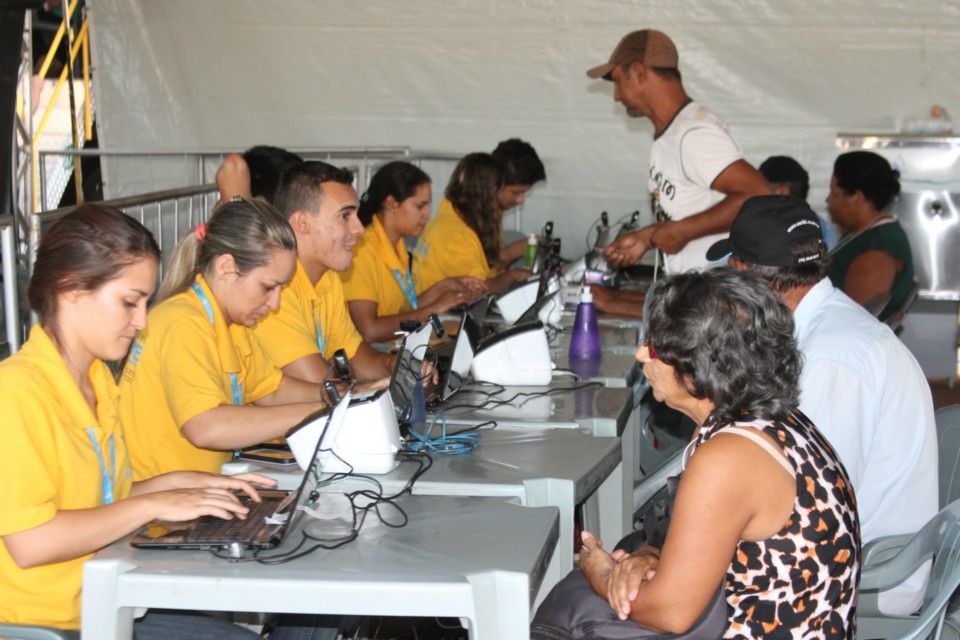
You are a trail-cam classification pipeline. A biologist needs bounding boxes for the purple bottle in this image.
[569,288,601,360]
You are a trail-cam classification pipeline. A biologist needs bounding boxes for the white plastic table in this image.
[227,427,622,607]
[82,496,558,640]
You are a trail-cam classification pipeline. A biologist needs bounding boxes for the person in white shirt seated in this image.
[707,194,938,615]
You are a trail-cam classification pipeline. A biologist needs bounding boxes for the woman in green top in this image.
[825,150,914,320]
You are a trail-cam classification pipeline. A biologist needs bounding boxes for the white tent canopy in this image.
[87,0,960,254]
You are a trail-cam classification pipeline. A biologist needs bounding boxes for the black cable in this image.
[443,381,603,411]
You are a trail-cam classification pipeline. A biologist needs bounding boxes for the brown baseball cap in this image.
[586,29,679,80]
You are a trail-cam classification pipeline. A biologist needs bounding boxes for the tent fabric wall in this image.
[87,0,960,256]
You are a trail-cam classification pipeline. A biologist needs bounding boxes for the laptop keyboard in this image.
[186,496,284,544]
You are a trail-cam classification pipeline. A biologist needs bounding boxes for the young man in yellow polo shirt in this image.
[254,161,395,384]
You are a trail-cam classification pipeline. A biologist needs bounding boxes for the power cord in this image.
[403,412,481,454]
[210,450,434,564]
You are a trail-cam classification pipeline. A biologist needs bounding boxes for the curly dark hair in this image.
[646,268,802,424]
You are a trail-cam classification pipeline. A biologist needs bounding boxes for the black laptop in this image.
[130,395,350,551]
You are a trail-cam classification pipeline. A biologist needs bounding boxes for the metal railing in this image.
[7,184,220,357]
[3,148,466,357]
[36,147,423,210]
[0,216,21,355]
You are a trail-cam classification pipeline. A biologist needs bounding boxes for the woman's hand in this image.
[607,547,660,620]
[452,277,488,295]
[143,487,255,523]
[579,531,617,595]
[428,289,470,315]
[134,470,276,502]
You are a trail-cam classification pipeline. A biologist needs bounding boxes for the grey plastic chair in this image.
[858,500,960,640]
[885,278,921,335]
[864,291,893,318]
[0,624,74,640]
[938,406,960,510]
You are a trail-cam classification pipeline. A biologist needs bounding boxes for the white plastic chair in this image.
[858,500,960,640]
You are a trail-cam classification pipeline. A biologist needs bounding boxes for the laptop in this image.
[387,315,475,416]
[130,394,351,551]
[423,312,476,408]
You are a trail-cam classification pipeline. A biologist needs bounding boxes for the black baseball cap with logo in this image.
[706,195,825,266]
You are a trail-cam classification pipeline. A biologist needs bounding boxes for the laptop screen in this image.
[387,322,433,420]
[441,313,474,399]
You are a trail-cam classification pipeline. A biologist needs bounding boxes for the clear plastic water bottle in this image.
[569,288,601,360]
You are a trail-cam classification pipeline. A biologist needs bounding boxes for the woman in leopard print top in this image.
[576,269,858,639]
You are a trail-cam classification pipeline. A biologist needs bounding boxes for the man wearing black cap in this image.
[588,29,770,274]
[709,194,937,615]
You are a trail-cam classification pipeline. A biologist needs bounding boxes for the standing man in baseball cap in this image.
[711,194,937,616]
[591,29,770,274]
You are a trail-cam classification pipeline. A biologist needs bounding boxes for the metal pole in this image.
[61,4,83,203]
[1,219,21,353]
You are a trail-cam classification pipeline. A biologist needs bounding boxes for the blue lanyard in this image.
[392,268,419,310]
[86,428,116,505]
[311,299,327,358]
[191,282,244,405]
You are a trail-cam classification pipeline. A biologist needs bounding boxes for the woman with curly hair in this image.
[533,268,859,640]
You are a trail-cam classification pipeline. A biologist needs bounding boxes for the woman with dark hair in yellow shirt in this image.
[119,198,328,479]
[0,204,269,638]
[342,160,487,343]
[412,153,531,296]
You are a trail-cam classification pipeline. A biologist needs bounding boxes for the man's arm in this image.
[349,342,396,382]
[650,159,771,253]
[589,285,645,318]
[215,153,252,206]
[499,237,529,265]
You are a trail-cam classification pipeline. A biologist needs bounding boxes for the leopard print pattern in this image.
[692,410,859,639]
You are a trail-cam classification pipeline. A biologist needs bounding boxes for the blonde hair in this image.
[156,197,297,303]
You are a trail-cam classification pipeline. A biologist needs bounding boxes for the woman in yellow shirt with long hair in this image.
[0,204,269,638]
[119,198,328,478]
[342,160,487,343]
[412,153,531,296]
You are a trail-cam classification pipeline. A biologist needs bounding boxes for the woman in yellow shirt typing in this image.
[120,198,328,478]
[0,204,269,638]
[412,153,531,296]
[342,161,487,343]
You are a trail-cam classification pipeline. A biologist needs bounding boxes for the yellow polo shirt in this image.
[0,324,133,630]
[119,275,283,478]
[412,198,494,292]
[341,215,416,316]
[254,260,363,365]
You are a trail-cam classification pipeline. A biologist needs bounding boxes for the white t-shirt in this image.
[649,101,743,274]
[794,278,938,614]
